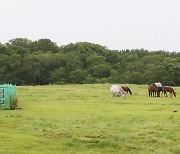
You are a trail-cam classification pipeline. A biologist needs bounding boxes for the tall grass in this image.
[0,84,179,153]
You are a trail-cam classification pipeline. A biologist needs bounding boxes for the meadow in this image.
[0,84,179,154]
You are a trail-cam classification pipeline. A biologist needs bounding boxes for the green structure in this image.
[0,84,17,110]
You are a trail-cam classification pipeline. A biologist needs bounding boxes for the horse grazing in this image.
[110,85,126,98]
[121,87,132,95]
[148,82,163,97]
[154,82,163,97]
[162,86,176,98]
[148,84,157,97]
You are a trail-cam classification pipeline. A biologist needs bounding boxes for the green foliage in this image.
[30,39,59,53]
[0,38,179,85]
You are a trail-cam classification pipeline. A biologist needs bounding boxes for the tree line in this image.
[0,38,179,86]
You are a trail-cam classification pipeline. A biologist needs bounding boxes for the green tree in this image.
[30,39,59,53]
[8,38,32,48]
[90,64,111,79]
[68,69,88,84]
[50,67,67,84]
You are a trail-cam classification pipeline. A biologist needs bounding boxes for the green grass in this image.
[0,84,179,154]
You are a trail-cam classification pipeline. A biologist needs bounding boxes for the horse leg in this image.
[157,90,160,97]
[165,92,167,97]
[157,91,159,97]
[110,92,114,98]
[163,92,165,97]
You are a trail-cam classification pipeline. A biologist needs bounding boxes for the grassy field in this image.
[0,84,179,154]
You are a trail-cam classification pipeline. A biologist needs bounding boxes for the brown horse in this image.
[156,87,162,97]
[162,86,176,97]
[121,87,132,95]
[148,84,157,97]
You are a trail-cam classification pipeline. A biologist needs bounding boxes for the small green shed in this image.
[0,84,17,110]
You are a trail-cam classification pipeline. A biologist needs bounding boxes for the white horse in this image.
[110,85,126,98]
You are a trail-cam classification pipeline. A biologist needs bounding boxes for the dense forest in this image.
[0,38,179,86]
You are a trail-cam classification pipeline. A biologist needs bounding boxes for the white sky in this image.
[1,0,180,52]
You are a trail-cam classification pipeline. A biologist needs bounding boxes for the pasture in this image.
[0,84,179,154]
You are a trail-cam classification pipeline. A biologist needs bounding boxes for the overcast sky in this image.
[1,0,180,52]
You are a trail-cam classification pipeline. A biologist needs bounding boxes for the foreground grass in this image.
[0,84,179,154]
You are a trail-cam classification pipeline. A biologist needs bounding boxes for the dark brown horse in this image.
[121,87,132,95]
[148,84,157,97]
[148,83,163,97]
[162,86,176,97]
[156,87,162,97]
